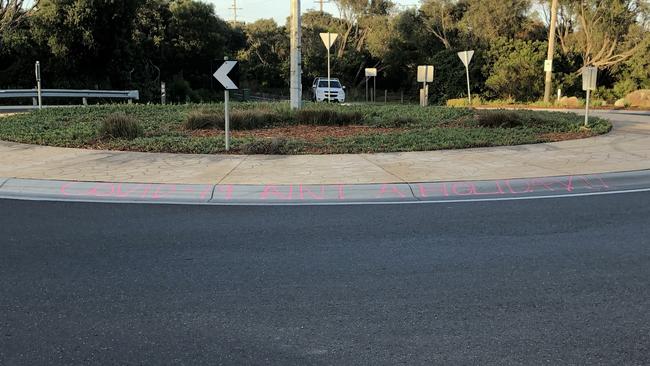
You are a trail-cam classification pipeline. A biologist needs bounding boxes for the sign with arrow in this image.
[213,60,240,90]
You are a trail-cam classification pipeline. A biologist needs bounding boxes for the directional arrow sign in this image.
[319,33,339,50]
[457,50,474,67]
[213,60,239,90]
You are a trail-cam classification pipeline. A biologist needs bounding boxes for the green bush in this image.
[485,38,547,101]
[240,137,292,154]
[99,113,143,139]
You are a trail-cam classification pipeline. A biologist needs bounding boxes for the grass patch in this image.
[0,103,611,154]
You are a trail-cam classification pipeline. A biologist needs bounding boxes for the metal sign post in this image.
[161,82,166,105]
[213,58,240,151]
[35,61,42,109]
[417,65,434,107]
[320,33,339,101]
[365,68,377,103]
[582,67,598,127]
[457,51,474,104]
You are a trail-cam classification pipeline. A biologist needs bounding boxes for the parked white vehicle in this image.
[312,77,346,103]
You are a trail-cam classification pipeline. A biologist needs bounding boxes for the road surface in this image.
[1,192,649,365]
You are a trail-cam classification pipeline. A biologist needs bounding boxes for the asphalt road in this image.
[1,193,649,365]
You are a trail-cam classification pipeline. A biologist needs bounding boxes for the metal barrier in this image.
[0,89,139,106]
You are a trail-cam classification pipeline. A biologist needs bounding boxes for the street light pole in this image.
[544,0,559,103]
[290,0,302,110]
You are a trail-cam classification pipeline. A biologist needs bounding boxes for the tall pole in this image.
[35,61,42,110]
[229,0,242,22]
[365,76,368,102]
[224,57,231,151]
[465,63,471,104]
[327,33,331,101]
[584,89,591,127]
[290,0,302,109]
[544,0,559,103]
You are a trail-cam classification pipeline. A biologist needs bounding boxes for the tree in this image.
[29,0,144,88]
[419,0,457,49]
[484,38,547,100]
[552,0,648,70]
[0,0,39,36]
[459,0,533,42]
[238,19,289,90]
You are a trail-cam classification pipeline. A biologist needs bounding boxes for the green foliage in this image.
[484,39,547,101]
[240,138,293,155]
[99,113,144,140]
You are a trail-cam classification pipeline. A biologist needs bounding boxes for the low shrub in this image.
[183,110,223,130]
[476,110,524,128]
[99,113,143,139]
[240,137,292,154]
[294,109,364,126]
[446,97,483,107]
[230,110,281,130]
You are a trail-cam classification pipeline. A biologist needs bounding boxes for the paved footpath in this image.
[0,110,648,185]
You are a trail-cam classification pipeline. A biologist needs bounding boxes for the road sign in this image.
[457,50,475,104]
[582,67,598,91]
[544,60,553,72]
[417,65,434,83]
[457,50,474,68]
[582,67,598,127]
[319,33,339,50]
[365,68,378,102]
[320,33,339,98]
[213,60,239,90]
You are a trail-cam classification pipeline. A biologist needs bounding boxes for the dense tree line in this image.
[1,0,648,103]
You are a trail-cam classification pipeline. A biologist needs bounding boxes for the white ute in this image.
[312,77,346,103]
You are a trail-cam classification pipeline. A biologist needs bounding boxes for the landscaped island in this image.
[0,103,611,155]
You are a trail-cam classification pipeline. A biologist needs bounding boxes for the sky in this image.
[209,0,422,24]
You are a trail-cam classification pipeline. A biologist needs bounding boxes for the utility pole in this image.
[229,0,242,23]
[315,0,329,13]
[544,0,559,103]
[290,0,302,110]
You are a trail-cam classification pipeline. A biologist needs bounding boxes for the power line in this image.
[229,0,242,23]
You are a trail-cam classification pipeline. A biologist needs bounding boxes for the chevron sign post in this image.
[213,59,240,151]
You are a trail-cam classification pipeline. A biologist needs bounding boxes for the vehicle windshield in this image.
[318,80,342,88]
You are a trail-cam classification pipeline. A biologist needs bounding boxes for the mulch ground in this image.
[539,131,595,142]
[190,125,401,142]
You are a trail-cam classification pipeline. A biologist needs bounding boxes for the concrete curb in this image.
[1,170,649,205]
